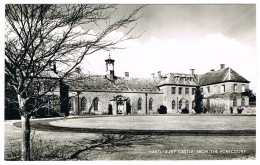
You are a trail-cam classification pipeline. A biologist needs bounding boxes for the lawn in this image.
[4,115,256,160]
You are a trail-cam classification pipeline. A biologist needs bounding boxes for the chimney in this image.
[53,62,57,73]
[220,64,225,69]
[157,71,161,78]
[210,69,215,72]
[190,69,195,77]
[125,72,129,77]
[151,73,155,78]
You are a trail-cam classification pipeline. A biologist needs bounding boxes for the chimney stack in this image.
[151,73,155,78]
[190,69,195,77]
[125,72,129,77]
[157,71,161,78]
[220,64,225,69]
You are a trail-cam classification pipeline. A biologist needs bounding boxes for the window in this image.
[69,98,74,111]
[200,88,203,93]
[185,88,189,94]
[94,97,99,111]
[242,84,245,92]
[241,97,245,106]
[81,97,87,111]
[185,100,189,109]
[171,87,176,94]
[234,84,237,92]
[172,100,176,109]
[233,97,237,106]
[192,88,195,95]
[137,98,142,110]
[207,86,210,93]
[179,100,182,109]
[213,85,217,93]
[221,85,225,93]
[179,87,182,95]
[149,98,153,110]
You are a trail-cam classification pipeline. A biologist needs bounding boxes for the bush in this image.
[157,105,167,114]
[237,106,244,114]
[181,107,189,114]
[207,103,225,114]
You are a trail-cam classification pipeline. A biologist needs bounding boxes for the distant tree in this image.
[194,87,203,113]
[5,4,144,161]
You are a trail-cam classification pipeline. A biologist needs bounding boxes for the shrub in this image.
[181,107,189,114]
[237,106,244,114]
[207,103,225,114]
[157,105,167,114]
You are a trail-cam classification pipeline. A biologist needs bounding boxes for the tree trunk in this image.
[18,95,31,161]
[21,115,31,161]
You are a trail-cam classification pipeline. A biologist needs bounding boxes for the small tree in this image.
[194,87,203,113]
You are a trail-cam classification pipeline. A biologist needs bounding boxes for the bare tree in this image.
[5,4,144,161]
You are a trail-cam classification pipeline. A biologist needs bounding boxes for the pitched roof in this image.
[198,67,249,86]
[158,73,198,86]
[65,75,161,93]
[64,66,249,91]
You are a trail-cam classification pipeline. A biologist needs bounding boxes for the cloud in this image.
[81,32,256,91]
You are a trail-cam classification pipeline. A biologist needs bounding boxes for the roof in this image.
[198,67,249,86]
[158,73,198,87]
[64,66,250,92]
[64,75,162,93]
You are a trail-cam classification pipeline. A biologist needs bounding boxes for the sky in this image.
[79,4,257,92]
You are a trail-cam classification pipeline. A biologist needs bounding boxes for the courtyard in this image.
[5,115,256,160]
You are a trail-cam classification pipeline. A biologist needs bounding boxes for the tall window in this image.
[185,88,189,94]
[185,100,189,109]
[94,97,99,111]
[234,84,237,92]
[171,87,176,94]
[233,97,237,106]
[179,100,182,109]
[172,100,176,109]
[69,98,74,111]
[241,97,245,106]
[200,87,203,93]
[137,98,142,110]
[192,88,195,95]
[179,87,182,95]
[149,98,153,110]
[221,85,225,93]
[81,97,87,111]
[207,86,210,93]
[242,84,245,92]
[192,100,195,109]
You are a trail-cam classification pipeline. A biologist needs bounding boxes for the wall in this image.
[69,91,163,115]
[159,85,196,114]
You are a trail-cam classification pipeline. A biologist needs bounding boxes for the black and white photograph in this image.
[2,0,257,162]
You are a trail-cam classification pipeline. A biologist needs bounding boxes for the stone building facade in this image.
[63,56,251,115]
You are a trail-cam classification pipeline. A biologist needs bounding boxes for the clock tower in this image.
[105,54,115,80]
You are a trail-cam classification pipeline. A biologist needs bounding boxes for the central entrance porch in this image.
[110,95,131,115]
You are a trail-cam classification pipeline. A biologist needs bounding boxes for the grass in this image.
[50,115,256,131]
[4,115,256,160]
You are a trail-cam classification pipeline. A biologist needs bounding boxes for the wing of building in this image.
[60,57,252,115]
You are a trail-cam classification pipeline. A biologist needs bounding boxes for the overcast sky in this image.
[79,4,256,92]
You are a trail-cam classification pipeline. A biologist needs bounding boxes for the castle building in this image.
[63,56,250,115]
